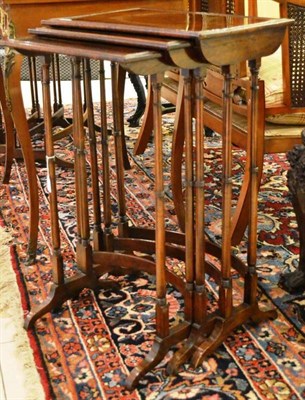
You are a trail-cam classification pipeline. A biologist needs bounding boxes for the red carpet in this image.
[0,103,304,399]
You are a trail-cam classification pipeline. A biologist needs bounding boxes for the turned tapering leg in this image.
[28,57,40,117]
[181,69,195,324]
[42,55,64,284]
[83,59,103,250]
[167,69,196,375]
[111,62,129,237]
[153,72,170,342]
[98,61,113,250]
[244,59,260,305]
[193,67,208,326]
[71,57,93,273]
[4,50,39,264]
[218,65,234,319]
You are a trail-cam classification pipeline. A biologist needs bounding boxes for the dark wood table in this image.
[0,8,292,388]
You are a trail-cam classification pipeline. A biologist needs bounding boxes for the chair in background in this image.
[202,0,304,244]
[134,0,304,245]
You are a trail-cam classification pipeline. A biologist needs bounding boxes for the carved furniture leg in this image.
[71,57,94,275]
[117,64,131,170]
[133,76,154,156]
[5,50,39,264]
[127,72,146,127]
[111,63,130,236]
[0,63,15,184]
[280,129,305,292]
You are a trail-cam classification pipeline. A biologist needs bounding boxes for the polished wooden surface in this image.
[42,8,291,66]
[42,7,275,37]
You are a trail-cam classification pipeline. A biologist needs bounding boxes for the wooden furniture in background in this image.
[0,63,15,183]
[0,53,72,185]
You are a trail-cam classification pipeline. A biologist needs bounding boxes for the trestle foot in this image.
[24,271,104,329]
[24,283,67,329]
[166,328,200,376]
[125,337,171,390]
[191,317,226,369]
[125,321,190,389]
[249,306,278,325]
[188,305,277,369]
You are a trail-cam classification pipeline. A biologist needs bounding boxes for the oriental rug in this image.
[0,101,304,400]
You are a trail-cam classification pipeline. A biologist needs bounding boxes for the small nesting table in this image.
[0,8,292,388]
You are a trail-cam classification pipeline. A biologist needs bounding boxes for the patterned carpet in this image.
[0,101,304,399]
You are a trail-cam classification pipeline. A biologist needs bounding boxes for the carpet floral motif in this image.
[0,101,304,399]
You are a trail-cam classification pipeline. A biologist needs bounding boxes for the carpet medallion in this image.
[0,102,304,400]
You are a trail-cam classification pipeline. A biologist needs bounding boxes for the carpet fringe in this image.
[0,226,45,400]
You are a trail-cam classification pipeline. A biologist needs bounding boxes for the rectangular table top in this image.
[0,36,169,75]
[28,26,203,69]
[29,26,190,52]
[38,8,292,66]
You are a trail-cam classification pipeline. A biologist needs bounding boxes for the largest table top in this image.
[39,8,292,66]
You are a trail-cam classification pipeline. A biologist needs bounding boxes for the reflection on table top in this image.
[41,7,291,39]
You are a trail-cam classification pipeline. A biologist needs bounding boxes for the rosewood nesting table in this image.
[0,8,292,388]
[0,0,184,263]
